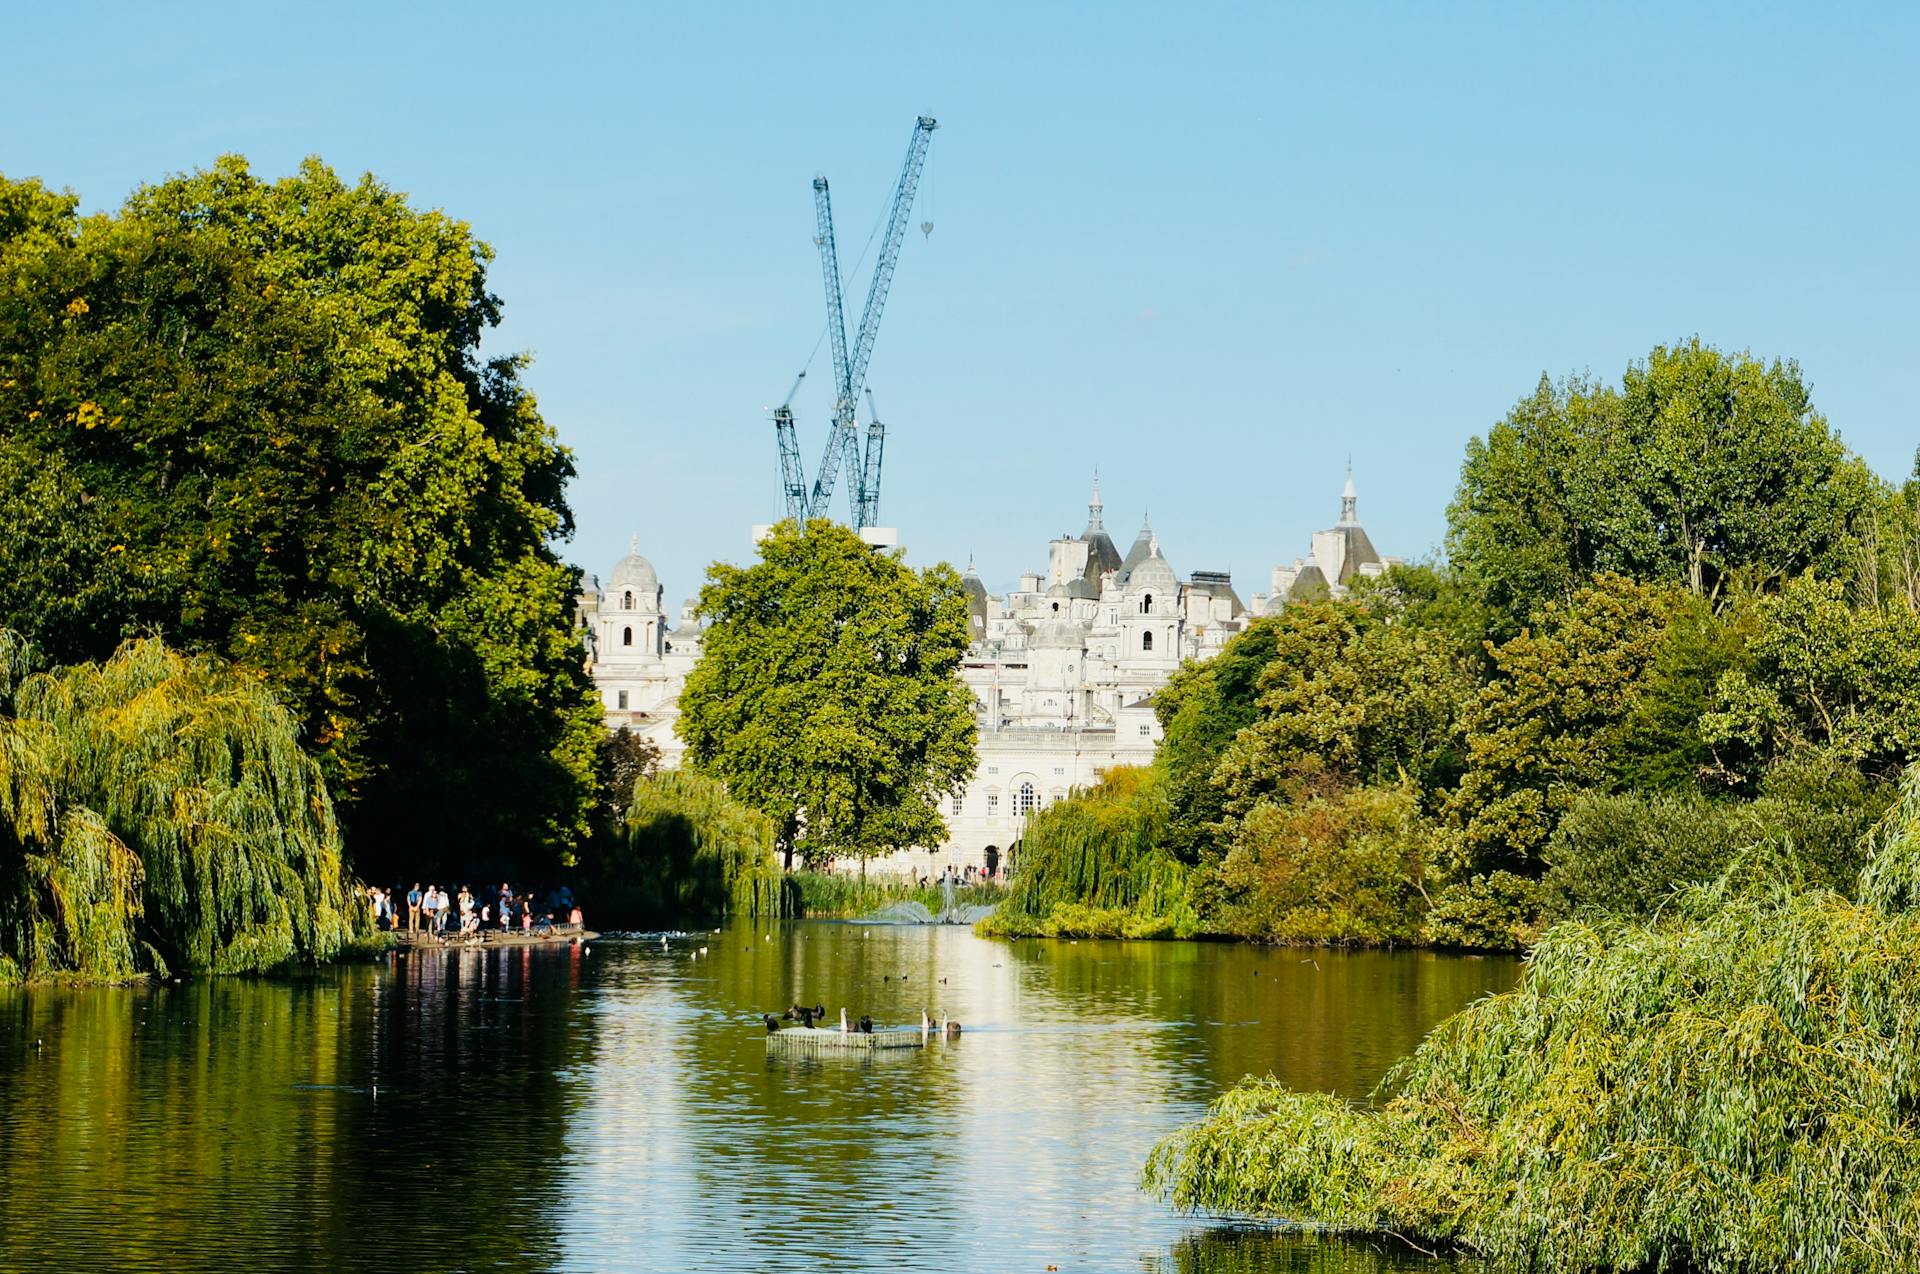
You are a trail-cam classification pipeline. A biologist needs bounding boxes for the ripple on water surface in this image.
[0,923,1513,1272]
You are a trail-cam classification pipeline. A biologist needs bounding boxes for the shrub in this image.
[1210,781,1435,945]
[1542,758,1892,922]
[1420,871,1543,951]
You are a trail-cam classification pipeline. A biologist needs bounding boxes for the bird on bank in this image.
[763,1014,782,1034]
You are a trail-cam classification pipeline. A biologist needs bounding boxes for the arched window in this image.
[1051,601,1060,614]
[1141,630,1153,652]
[622,626,633,647]
[1016,782,1038,816]
[1141,594,1153,614]
[623,590,634,609]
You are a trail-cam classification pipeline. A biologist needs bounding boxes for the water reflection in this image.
[0,924,1513,1272]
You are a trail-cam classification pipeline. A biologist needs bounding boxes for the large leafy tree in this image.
[1450,340,1880,634]
[1446,574,1673,871]
[0,158,599,875]
[678,520,977,867]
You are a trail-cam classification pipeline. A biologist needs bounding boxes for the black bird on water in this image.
[783,1003,828,1028]
[762,1014,782,1034]
[858,1015,874,1034]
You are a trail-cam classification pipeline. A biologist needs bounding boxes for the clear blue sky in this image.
[6,4,1916,603]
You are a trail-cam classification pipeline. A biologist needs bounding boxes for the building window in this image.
[616,690,629,710]
[1141,594,1153,613]
[1142,630,1153,652]
[1139,724,1151,736]
[622,626,633,647]
[1016,782,1038,816]
[986,794,999,816]
[987,766,998,775]
[623,590,634,609]
[951,795,963,816]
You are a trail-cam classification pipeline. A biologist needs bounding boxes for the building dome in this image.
[1126,548,1177,595]
[1028,618,1086,649]
[608,551,659,598]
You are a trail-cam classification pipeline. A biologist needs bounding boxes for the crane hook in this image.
[920,221,933,240]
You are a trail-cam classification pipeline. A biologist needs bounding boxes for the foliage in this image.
[1150,777,1920,1270]
[1418,871,1543,951]
[1542,761,1890,922]
[0,633,359,982]
[1702,575,1920,783]
[587,770,789,925]
[677,519,977,865]
[1153,616,1289,863]
[984,766,1197,939]
[1212,600,1470,821]
[1209,777,1436,945]
[1449,341,1880,635]
[596,726,660,831]
[0,158,600,876]
[1445,574,1672,871]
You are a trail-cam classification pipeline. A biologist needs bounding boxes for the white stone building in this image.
[578,537,703,769]
[580,472,1393,876]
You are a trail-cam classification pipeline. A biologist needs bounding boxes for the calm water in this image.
[0,922,1515,1272]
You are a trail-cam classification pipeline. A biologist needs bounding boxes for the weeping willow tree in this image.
[0,633,359,982]
[592,769,790,924]
[1145,764,1920,1273]
[982,766,1195,938]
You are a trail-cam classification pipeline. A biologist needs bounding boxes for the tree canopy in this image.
[676,520,977,866]
[1449,340,1879,634]
[0,158,599,876]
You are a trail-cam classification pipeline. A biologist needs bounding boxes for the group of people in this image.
[364,882,584,940]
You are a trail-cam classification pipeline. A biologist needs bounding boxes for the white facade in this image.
[583,471,1393,876]
[578,537,703,769]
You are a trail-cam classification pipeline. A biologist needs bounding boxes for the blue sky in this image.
[6,4,1916,603]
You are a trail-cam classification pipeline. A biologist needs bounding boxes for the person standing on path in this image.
[406,883,422,933]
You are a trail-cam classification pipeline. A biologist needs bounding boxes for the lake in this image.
[0,921,1516,1272]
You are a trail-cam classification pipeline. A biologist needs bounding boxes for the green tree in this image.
[1212,600,1471,821]
[677,520,977,867]
[1450,341,1880,634]
[1701,575,1920,782]
[1446,574,1672,871]
[1211,778,1436,945]
[0,631,359,982]
[1153,616,1289,862]
[0,158,599,876]
[588,770,788,924]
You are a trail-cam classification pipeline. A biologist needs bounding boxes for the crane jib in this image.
[786,115,937,529]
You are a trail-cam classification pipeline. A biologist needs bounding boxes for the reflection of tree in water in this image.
[0,946,594,1273]
[1003,939,1519,1100]
[1153,1227,1469,1274]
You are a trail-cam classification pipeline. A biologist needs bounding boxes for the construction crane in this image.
[774,115,936,528]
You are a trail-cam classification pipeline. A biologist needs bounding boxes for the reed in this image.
[0,634,357,982]
[1145,762,1920,1272]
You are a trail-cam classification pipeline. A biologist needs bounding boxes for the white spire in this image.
[1339,464,1358,526]
[1087,468,1105,532]
[630,532,640,554]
